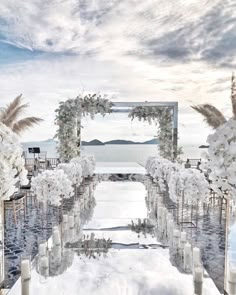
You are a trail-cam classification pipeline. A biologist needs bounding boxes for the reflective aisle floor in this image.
[4,173,223,294]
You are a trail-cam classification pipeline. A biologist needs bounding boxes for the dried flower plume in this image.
[0,94,43,134]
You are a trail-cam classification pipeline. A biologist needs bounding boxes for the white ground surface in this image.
[9,249,220,295]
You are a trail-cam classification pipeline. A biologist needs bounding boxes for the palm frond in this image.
[231,73,236,118]
[12,117,43,134]
[4,94,23,118]
[0,108,5,120]
[191,104,226,129]
[0,94,29,126]
[2,103,29,127]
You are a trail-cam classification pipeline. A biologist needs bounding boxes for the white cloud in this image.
[0,0,235,145]
[0,54,232,145]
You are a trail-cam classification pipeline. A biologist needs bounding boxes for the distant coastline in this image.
[22,138,159,146]
[82,138,159,146]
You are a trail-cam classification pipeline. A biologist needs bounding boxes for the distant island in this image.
[82,138,159,146]
[199,144,209,149]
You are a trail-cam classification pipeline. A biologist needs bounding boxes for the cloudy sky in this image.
[0,0,235,146]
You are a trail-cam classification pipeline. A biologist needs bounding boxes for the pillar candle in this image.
[40,256,49,268]
[180,232,187,242]
[173,229,180,238]
[52,230,61,246]
[69,215,75,228]
[173,229,180,248]
[39,243,47,256]
[62,220,68,231]
[194,281,203,295]
[21,260,31,280]
[63,214,68,223]
[167,219,173,231]
[68,228,75,241]
[53,246,62,264]
[21,260,31,295]
[228,282,236,295]
[229,267,236,283]
[194,267,203,282]
[184,242,192,270]
[193,247,201,267]
[52,226,59,233]
[21,280,30,295]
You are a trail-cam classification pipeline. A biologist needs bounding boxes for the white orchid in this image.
[31,169,74,206]
[57,162,82,186]
[146,157,180,192]
[169,169,209,203]
[71,154,95,178]
[0,122,28,200]
[146,157,209,203]
[206,118,236,196]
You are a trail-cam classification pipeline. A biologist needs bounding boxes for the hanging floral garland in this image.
[129,106,175,160]
[0,122,28,200]
[55,94,113,162]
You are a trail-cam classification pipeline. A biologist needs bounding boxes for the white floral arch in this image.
[55,97,178,162]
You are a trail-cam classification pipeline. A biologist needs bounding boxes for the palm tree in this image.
[191,73,236,128]
[0,94,43,134]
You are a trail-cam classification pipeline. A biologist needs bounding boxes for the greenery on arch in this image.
[55,94,113,162]
[128,106,178,161]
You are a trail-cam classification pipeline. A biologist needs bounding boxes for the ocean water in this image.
[22,141,204,165]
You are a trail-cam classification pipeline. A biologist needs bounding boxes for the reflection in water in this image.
[35,179,98,281]
[144,175,225,292]
[129,219,155,238]
[67,234,112,259]
[5,174,222,294]
[3,176,97,288]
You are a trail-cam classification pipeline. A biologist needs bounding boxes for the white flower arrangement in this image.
[146,157,209,203]
[0,122,28,200]
[55,94,113,161]
[206,118,236,196]
[31,169,74,206]
[145,157,180,192]
[169,169,209,203]
[71,154,95,178]
[57,162,82,186]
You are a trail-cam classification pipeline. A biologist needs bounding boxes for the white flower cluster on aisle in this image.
[57,162,82,186]
[0,123,28,200]
[206,118,236,195]
[31,154,95,205]
[31,169,74,206]
[71,154,95,178]
[146,157,209,203]
[146,157,179,192]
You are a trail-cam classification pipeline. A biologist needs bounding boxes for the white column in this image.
[21,259,31,295]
